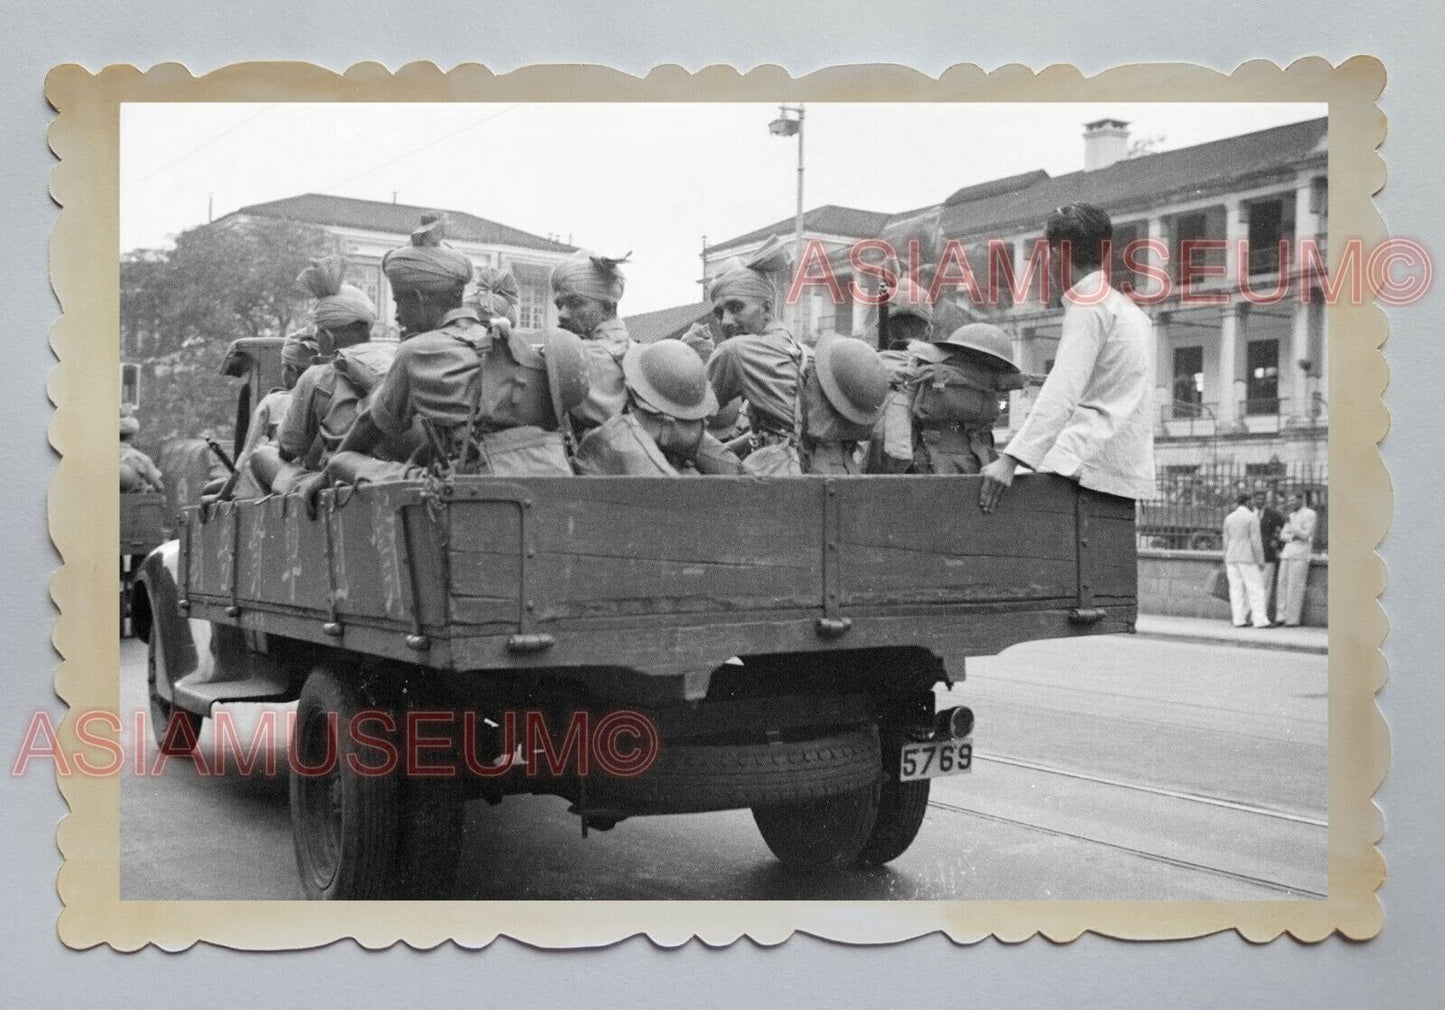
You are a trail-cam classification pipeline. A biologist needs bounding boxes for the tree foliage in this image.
[120,216,339,453]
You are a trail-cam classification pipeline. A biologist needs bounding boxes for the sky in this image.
[121,102,1325,314]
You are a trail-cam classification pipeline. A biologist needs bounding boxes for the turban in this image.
[281,331,321,369]
[709,235,791,305]
[887,277,933,323]
[550,251,628,303]
[381,213,474,293]
[467,266,521,327]
[296,255,378,329]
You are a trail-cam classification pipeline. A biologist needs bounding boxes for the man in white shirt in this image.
[1222,492,1271,628]
[1275,492,1319,626]
[979,203,1155,512]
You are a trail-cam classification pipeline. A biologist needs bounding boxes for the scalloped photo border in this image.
[45,58,1389,950]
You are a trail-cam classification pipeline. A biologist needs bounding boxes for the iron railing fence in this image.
[1137,461,1328,552]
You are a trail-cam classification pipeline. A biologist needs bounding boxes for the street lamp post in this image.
[769,104,805,333]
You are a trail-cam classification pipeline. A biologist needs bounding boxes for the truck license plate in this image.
[899,739,972,781]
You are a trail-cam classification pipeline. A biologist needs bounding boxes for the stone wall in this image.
[1137,549,1327,627]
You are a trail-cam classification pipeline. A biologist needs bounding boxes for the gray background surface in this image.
[1,2,1439,1004]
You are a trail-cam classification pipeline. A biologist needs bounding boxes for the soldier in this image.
[326,213,587,484]
[869,279,940,473]
[231,331,319,498]
[550,250,633,431]
[467,265,521,329]
[119,410,164,493]
[574,340,742,475]
[269,257,391,466]
[878,277,933,352]
[797,335,890,474]
[704,240,807,464]
[898,322,1025,475]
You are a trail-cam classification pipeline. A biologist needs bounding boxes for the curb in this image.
[1132,630,1327,656]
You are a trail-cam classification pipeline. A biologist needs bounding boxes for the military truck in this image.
[130,338,1138,900]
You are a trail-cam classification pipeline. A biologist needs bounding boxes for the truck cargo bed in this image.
[180,473,1136,678]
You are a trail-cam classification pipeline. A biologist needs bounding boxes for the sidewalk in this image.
[1134,613,1327,654]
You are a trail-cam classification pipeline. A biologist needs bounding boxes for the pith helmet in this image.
[935,322,1019,372]
[623,340,719,422]
[537,328,590,414]
[814,336,890,426]
[120,408,140,438]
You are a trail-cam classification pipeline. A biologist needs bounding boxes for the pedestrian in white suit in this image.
[1275,492,1319,626]
[1221,493,1270,628]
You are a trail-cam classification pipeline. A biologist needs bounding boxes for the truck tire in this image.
[291,666,403,900]
[147,625,203,756]
[290,666,467,900]
[753,783,882,869]
[853,779,930,866]
[590,725,881,814]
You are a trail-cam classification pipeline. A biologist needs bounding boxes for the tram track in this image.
[926,796,1328,899]
[924,750,1328,899]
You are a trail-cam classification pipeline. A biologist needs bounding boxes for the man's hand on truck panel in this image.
[978,454,1019,514]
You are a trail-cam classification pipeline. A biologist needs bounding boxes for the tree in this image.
[120,216,339,453]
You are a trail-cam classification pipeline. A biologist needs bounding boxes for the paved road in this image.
[119,633,1326,901]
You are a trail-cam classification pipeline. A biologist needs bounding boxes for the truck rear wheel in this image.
[289,666,467,900]
[753,783,882,869]
[854,779,930,866]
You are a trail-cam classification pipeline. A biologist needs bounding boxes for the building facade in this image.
[701,117,1330,477]
[222,194,578,335]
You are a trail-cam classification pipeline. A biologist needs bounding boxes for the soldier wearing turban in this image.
[704,237,810,440]
[466,266,521,329]
[550,250,635,430]
[265,255,402,480]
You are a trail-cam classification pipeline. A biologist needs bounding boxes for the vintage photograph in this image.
[116,97,1331,901]
[47,60,1388,947]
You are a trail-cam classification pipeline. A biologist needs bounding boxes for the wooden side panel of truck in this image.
[177,472,1135,686]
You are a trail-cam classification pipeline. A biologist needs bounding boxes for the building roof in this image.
[708,204,896,254]
[623,300,713,344]
[940,116,1327,238]
[228,193,577,253]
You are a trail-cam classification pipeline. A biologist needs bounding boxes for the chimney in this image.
[1083,118,1130,171]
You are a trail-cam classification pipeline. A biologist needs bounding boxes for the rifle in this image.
[205,437,237,474]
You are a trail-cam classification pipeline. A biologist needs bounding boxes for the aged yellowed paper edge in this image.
[46,58,1389,950]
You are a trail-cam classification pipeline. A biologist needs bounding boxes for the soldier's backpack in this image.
[447,327,584,477]
[908,356,1004,429]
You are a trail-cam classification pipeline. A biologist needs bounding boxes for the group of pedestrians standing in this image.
[1221,490,1319,628]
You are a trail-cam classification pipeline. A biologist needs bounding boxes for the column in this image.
[1224,197,1247,288]
[1147,217,1167,300]
[1217,304,1239,427]
[1290,295,1313,424]
[1295,175,1321,247]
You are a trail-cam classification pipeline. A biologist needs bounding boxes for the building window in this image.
[830,285,854,336]
[1245,339,1280,415]
[1247,199,1285,275]
[518,282,549,330]
[1172,211,1208,279]
[1172,346,1204,417]
[121,363,140,409]
[344,262,381,308]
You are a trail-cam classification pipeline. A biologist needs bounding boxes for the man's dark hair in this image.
[1045,203,1114,273]
[1236,492,1253,507]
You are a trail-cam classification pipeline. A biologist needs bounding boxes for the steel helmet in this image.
[622,340,718,421]
[536,327,590,414]
[934,322,1019,372]
[814,336,890,426]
